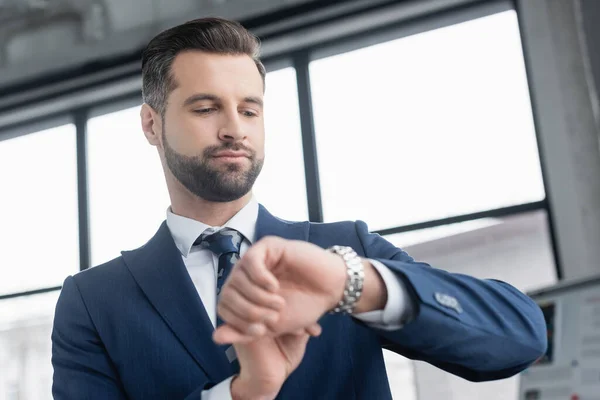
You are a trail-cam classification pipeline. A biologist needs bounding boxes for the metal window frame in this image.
[0,0,559,302]
[75,108,91,272]
[514,1,563,280]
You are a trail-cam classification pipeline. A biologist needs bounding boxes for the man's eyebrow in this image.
[183,93,220,107]
[243,96,264,108]
[183,94,263,108]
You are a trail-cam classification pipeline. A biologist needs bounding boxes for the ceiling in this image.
[0,0,317,91]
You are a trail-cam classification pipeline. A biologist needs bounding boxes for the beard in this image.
[162,129,263,202]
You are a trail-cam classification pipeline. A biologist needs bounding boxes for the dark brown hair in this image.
[141,17,266,116]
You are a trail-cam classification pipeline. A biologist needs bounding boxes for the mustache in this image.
[205,143,255,157]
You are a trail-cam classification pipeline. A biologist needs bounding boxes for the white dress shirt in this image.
[165,197,414,399]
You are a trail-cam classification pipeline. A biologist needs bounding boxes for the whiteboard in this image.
[519,275,600,400]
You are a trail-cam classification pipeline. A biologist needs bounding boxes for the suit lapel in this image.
[120,206,309,383]
[121,222,232,383]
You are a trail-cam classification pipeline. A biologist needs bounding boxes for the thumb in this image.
[305,323,322,337]
[290,323,321,336]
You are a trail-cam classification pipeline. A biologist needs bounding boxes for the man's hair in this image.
[141,17,266,116]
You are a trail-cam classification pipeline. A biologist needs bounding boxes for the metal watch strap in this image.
[327,245,365,314]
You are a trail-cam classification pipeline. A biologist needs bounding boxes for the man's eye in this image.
[242,110,258,117]
[194,108,214,114]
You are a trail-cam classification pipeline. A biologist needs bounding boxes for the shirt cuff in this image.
[352,259,414,331]
[201,376,235,400]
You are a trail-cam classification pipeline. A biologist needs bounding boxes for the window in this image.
[0,6,559,400]
[310,10,544,230]
[388,210,557,292]
[0,123,78,295]
[0,291,59,399]
[387,209,557,399]
[384,350,418,400]
[87,105,171,267]
[254,67,309,221]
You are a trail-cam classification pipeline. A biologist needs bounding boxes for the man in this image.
[51,17,547,400]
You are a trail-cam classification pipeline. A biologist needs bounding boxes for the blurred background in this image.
[1,0,599,399]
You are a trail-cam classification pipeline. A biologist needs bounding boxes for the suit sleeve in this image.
[354,220,547,382]
[52,276,128,399]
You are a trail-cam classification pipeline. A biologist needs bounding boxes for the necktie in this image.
[194,228,243,326]
[194,228,243,369]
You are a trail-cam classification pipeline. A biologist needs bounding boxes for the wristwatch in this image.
[327,245,365,314]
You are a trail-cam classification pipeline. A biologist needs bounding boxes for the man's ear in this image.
[141,103,162,146]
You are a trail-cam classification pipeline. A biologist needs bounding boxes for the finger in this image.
[218,285,281,326]
[290,323,321,337]
[213,325,256,345]
[305,323,322,337]
[217,301,269,337]
[239,243,280,291]
[228,268,285,312]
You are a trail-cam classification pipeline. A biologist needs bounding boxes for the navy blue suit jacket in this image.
[52,205,547,399]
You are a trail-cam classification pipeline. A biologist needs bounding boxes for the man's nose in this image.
[218,112,246,142]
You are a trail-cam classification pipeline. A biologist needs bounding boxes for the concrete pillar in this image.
[517,0,600,280]
[580,0,600,132]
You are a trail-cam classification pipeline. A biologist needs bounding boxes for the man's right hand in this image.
[230,324,321,400]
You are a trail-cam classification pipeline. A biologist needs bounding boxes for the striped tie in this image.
[194,228,243,369]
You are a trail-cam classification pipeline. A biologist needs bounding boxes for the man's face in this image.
[160,51,265,202]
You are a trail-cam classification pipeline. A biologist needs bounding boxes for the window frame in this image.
[0,0,560,302]
[0,117,79,298]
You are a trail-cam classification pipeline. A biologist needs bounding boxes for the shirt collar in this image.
[166,196,259,258]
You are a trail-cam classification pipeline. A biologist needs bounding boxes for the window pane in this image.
[0,124,78,295]
[310,10,544,230]
[384,350,417,400]
[386,210,557,400]
[0,291,59,399]
[253,67,309,221]
[387,210,556,292]
[88,106,171,266]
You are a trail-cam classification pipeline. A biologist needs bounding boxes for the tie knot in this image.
[195,228,243,257]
